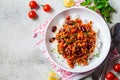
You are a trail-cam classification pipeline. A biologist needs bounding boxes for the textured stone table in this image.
[0,0,120,80]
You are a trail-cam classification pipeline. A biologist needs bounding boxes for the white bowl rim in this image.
[44,7,111,73]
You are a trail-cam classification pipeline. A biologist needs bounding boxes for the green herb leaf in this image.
[60,36,63,39]
[80,0,116,23]
[80,2,88,6]
[66,42,72,44]
[70,35,72,39]
[51,48,56,53]
[84,31,89,36]
[51,50,54,52]
[74,33,77,37]
[94,53,99,57]
[78,64,81,66]
[74,45,76,48]
[72,22,76,25]
[89,6,97,11]
[80,0,92,6]
[68,27,70,32]
[96,5,103,9]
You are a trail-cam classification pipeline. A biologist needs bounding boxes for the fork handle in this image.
[100,42,115,80]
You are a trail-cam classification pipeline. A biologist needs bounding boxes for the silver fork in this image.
[91,23,120,80]
[91,41,115,80]
[100,23,120,80]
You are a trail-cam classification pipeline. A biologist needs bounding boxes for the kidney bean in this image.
[78,53,83,57]
[81,26,86,32]
[52,26,57,32]
[87,43,92,50]
[66,21,75,25]
[49,37,55,43]
[67,48,72,54]
[61,38,65,43]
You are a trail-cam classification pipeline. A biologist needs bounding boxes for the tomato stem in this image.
[40,4,44,7]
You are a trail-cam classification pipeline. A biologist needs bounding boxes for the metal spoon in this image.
[91,23,120,80]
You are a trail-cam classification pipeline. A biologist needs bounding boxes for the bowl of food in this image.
[45,7,111,73]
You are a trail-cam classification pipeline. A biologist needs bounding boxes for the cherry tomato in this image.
[113,63,120,72]
[43,4,51,12]
[29,1,38,9]
[28,11,37,19]
[113,77,119,80]
[105,72,115,80]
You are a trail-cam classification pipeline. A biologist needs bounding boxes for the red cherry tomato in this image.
[43,4,51,12]
[105,72,115,80]
[113,63,120,72]
[28,11,37,19]
[29,1,38,9]
[113,77,119,80]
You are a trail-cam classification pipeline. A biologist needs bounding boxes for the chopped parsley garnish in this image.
[68,27,70,32]
[66,42,72,44]
[84,31,89,36]
[72,22,76,25]
[94,53,100,57]
[60,36,63,39]
[51,48,56,53]
[78,64,81,66]
[74,45,77,48]
[80,0,92,6]
[74,33,77,37]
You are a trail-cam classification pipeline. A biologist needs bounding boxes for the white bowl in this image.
[45,7,111,73]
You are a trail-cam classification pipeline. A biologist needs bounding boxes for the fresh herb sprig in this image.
[80,0,116,23]
[51,48,56,53]
[94,53,100,57]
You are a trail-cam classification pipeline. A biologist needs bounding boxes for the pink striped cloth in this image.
[33,21,120,80]
[33,0,120,80]
[33,18,94,80]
